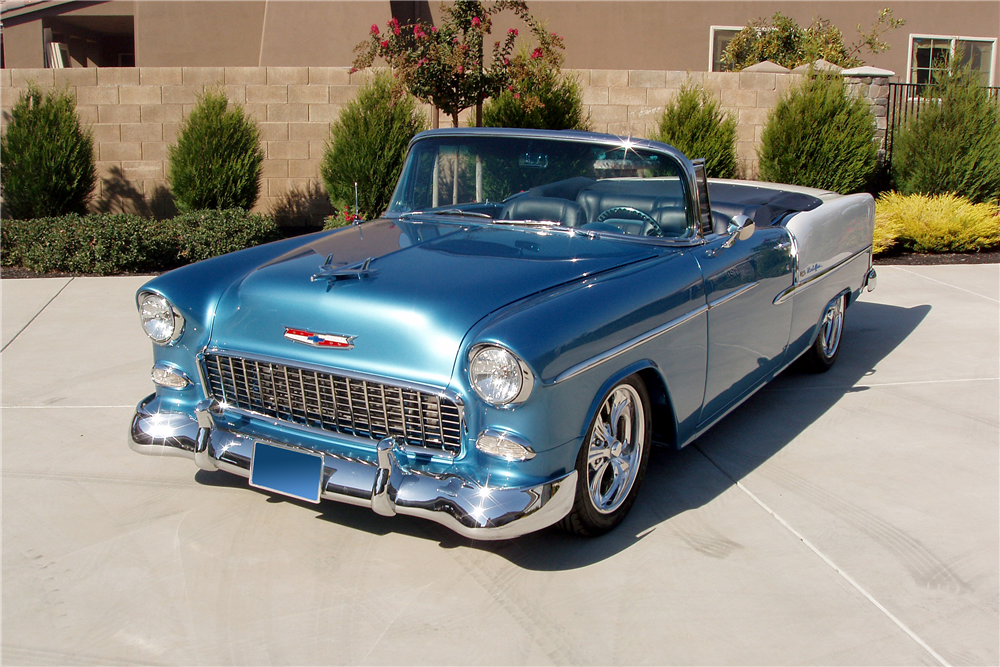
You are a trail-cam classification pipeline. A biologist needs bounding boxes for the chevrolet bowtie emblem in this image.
[284,328,356,349]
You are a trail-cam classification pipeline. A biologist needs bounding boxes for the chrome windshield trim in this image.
[773,245,872,305]
[707,281,759,310]
[550,304,708,385]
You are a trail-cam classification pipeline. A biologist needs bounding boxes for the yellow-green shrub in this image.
[874,192,1000,254]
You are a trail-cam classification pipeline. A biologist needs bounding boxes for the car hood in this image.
[209,219,660,388]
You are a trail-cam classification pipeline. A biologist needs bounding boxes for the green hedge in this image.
[1,209,281,275]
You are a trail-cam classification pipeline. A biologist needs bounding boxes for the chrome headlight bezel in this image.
[138,292,185,345]
[467,344,534,407]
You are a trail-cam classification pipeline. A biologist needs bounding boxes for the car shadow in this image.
[194,300,930,566]
[462,299,931,569]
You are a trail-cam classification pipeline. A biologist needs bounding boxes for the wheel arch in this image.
[581,360,678,449]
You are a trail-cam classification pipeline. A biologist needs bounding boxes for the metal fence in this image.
[886,82,1000,169]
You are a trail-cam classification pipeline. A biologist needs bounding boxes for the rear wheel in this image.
[801,293,847,373]
[559,376,651,536]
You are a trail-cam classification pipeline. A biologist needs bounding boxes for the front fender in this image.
[456,249,707,459]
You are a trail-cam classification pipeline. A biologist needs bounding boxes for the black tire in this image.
[800,293,847,373]
[559,376,652,536]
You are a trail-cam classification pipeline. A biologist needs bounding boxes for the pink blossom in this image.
[380,40,389,49]
[504,58,510,65]
[514,93,520,99]
[370,24,379,35]
[471,16,481,26]
[531,47,543,59]
[458,66,464,73]
[393,26,400,35]
[431,26,438,33]
[508,28,518,36]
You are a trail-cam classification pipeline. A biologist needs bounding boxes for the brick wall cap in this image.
[742,60,790,73]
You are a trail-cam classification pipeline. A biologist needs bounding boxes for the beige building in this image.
[1,1,996,220]
[2,1,997,84]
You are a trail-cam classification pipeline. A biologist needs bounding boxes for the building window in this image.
[709,26,743,72]
[908,35,996,86]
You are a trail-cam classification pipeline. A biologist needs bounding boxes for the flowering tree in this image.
[352,1,563,127]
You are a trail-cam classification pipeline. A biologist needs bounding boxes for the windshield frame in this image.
[386,128,705,243]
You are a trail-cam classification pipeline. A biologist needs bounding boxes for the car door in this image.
[692,225,794,426]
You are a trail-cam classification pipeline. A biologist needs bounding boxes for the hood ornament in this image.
[312,255,376,283]
[284,327,356,349]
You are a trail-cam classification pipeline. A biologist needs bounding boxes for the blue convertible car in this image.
[131,128,877,538]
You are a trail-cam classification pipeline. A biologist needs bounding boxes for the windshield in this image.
[388,134,694,239]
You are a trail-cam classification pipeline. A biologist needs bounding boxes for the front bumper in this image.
[129,394,576,540]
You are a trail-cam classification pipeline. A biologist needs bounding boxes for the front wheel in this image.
[559,376,651,536]
[801,293,847,373]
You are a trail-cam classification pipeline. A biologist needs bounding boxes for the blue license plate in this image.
[250,442,324,503]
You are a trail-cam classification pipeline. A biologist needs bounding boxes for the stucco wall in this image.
[0,66,889,221]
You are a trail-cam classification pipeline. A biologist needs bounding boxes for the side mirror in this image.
[722,214,754,249]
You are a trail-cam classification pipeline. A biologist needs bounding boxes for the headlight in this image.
[468,344,534,406]
[139,292,183,344]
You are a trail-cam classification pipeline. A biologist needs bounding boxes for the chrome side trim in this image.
[130,397,576,540]
[773,245,872,305]
[551,304,708,385]
[706,281,759,309]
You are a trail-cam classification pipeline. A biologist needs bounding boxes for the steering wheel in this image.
[596,206,664,236]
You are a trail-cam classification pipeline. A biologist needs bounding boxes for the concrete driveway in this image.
[2,265,997,666]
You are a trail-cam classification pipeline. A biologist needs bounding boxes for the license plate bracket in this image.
[250,442,324,504]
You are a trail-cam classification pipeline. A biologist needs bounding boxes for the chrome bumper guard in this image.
[129,395,576,540]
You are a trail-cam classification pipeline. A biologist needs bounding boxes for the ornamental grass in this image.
[873,192,1000,255]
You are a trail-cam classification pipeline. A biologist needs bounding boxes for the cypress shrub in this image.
[892,66,1000,204]
[653,84,738,179]
[0,84,96,219]
[758,73,878,193]
[168,88,263,212]
[482,74,590,131]
[320,74,427,221]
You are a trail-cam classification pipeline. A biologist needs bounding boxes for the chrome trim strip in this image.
[551,304,708,385]
[707,281,759,309]
[773,245,872,305]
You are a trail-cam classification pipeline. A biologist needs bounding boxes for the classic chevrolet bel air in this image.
[131,128,877,539]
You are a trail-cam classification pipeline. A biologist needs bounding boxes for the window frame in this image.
[709,25,744,72]
[906,34,998,86]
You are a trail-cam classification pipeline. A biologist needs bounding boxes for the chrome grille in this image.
[202,353,462,455]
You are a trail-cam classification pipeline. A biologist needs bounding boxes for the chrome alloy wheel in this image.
[818,294,846,360]
[586,384,646,514]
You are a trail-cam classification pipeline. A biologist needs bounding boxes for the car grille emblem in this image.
[284,328,356,349]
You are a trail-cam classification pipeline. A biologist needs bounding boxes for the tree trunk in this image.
[451,112,460,127]
[476,100,483,127]
[432,106,439,129]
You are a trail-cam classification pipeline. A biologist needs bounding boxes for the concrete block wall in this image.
[568,68,807,178]
[1,66,890,219]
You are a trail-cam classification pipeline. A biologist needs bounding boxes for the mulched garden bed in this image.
[2,250,997,279]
